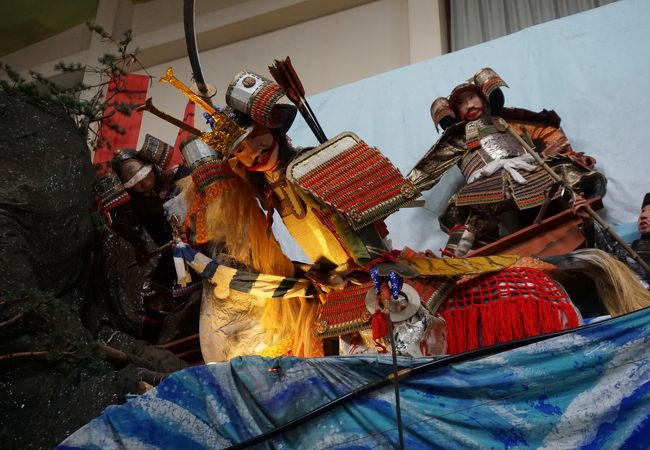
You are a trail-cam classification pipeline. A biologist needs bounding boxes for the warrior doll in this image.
[408,68,606,256]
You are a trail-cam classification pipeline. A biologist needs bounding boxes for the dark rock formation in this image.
[0,90,190,449]
[0,91,95,296]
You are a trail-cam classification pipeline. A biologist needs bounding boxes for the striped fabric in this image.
[396,254,518,276]
[174,243,316,299]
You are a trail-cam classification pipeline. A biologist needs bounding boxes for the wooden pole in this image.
[500,118,650,277]
[127,240,174,268]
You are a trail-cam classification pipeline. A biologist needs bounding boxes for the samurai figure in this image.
[408,68,606,256]
[169,70,381,358]
[165,68,444,359]
[218,70,451,357]
[221,69,391,269]
[95,135,200,342]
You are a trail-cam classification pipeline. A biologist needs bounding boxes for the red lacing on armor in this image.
[439,248,456,258]
[183,170,240,244]
[440,224,474,257]
[448,224,474,234]
[364,249,402,272]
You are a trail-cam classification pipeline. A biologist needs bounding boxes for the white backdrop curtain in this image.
[451,0,617,51]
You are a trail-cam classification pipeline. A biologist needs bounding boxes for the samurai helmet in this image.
[225,70,297,132]
[111,135,174,189]
[474,67,508,100]
[430,97,457,132]
[138,134,174,170]
[110,148,155,189]
[432,68,508,130]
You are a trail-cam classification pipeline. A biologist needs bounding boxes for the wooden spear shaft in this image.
[500,118,650,277]
[127,240,174,268]
[137,98,203,136]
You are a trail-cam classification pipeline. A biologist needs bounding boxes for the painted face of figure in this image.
[454,90,485,121]
[131,170,156,193]
[233,123,280,172]
[638,205,650,235]
[120,159,156,193]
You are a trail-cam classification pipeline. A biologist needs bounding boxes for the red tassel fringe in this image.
[439,267,580,354]
[371,311,389,341]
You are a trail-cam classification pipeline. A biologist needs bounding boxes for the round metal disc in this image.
[365,283,421,322]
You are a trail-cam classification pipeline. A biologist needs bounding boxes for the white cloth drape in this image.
[451,0,617,51]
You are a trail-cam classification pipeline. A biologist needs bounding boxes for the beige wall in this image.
[134,0,447,145]
[138,0,409,145]
[2,0,447,148]
[2,23,92,75]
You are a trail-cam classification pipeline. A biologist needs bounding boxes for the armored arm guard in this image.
[407,123,467,193]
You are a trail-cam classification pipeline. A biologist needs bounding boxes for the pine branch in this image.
[0,313,24,329]
[1,23,145,151]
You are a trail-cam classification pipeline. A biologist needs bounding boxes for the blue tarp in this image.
[59,306,650,449]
